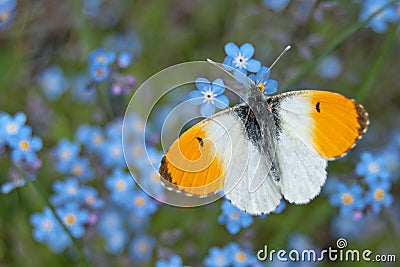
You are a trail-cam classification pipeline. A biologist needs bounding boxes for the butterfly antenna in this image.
[270,45,291,69]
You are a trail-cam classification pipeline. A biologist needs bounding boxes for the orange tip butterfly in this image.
[158,50,369,215]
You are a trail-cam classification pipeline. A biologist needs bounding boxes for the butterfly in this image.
[158,60,369,215]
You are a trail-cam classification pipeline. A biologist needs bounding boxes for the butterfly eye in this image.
[257,83,265,93]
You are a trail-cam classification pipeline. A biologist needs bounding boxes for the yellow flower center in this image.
[236,251,246,262]
[0,11,10,23]
[65,214,76,226]
[230,211,240,220]
[116,180,126,191]
[257,83,265,93]
[19,140,30,151]
[86,195,95,205]
[96,69,105,77]
[6,122,17,134]
[135,196,145,207]
[137,242,148,252]
[93,135,104,145]
[341,193,354,205]
[133,147,143,157]
[97,55,106,63]
[374,188,384,201]
[60,150,71,161]
[112,146,121,157]
[72,165,83,176]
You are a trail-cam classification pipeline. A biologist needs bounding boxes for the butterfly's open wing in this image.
[272,90,369,203]
[159,106,282,214]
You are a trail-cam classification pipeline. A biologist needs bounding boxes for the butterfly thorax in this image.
[239,83,281,181]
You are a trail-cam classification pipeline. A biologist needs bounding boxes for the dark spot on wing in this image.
[316,102,321,113]
[196,137,204,147]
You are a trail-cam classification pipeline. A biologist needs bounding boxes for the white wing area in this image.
[275,95,328,204]
[204,109,282,215]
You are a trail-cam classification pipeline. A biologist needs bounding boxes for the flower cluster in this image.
[188,42,279,117]
[204,243,259,267]
[358,0,399,33]
[0,112,42,193]
[88,48,136,96]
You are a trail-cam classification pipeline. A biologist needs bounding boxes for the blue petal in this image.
[214,95,229,109]
[224,42,239,58]
[188,90,204,105]
[14,112,27,126]
[222,56,233,67]
[200,103,215,117]
[211,78,225,95]
[240,43,255,58]
[246,59,261,72]
[195,77,210,92]
[31,137,43,150]
[264,80,278,95]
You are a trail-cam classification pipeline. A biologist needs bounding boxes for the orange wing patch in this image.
[309,91,368,159]
[159,123,225,196]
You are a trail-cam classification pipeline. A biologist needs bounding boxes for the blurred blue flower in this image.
[75,125,105,153]
[274,199,286,214]
[38,66,68,100]
[52,139,80,173]
[80,186,105,209]
[89,48,116,66]
[331,214,367,239]
[359,0,399,33]
[9,126,42,163]
[56,203,89,238]
[50,177,81,206]
[104,228,129,254]
[218,199,253,234]
[125,190,158,218]
[0,0,16,30]
[204,246,230,267]
[317,55,342,79]
[99,138,125,168]
[356,152,391,183]
[248,66,278,96]
[262,0,290,11]
[329,182,366,216]
[156,255,184,267]
[225,242,258,267]
[67,156,94,181]
[118,52,133,68]
[82,0,102,17]
[366,180,393,213]
[223,42,261,74]
[188,78,229,117]
[128,211,149,232]
[380,146,399,180]
[30,207,72,253]
[288,233,313,251]
[97,208,125,237]
[129,234,156,263]
[89,64,110,82]
[106,117,123,139]
[0,112,27,142]
[71,75,97,104]
[105,168,135,204]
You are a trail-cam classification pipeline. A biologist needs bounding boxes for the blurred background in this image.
[0,0,399,266]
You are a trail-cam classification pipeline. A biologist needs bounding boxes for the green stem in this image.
[283,0,399,91]
[96,84,114,120]
[356,23,399,102]
[28,181,90,267]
